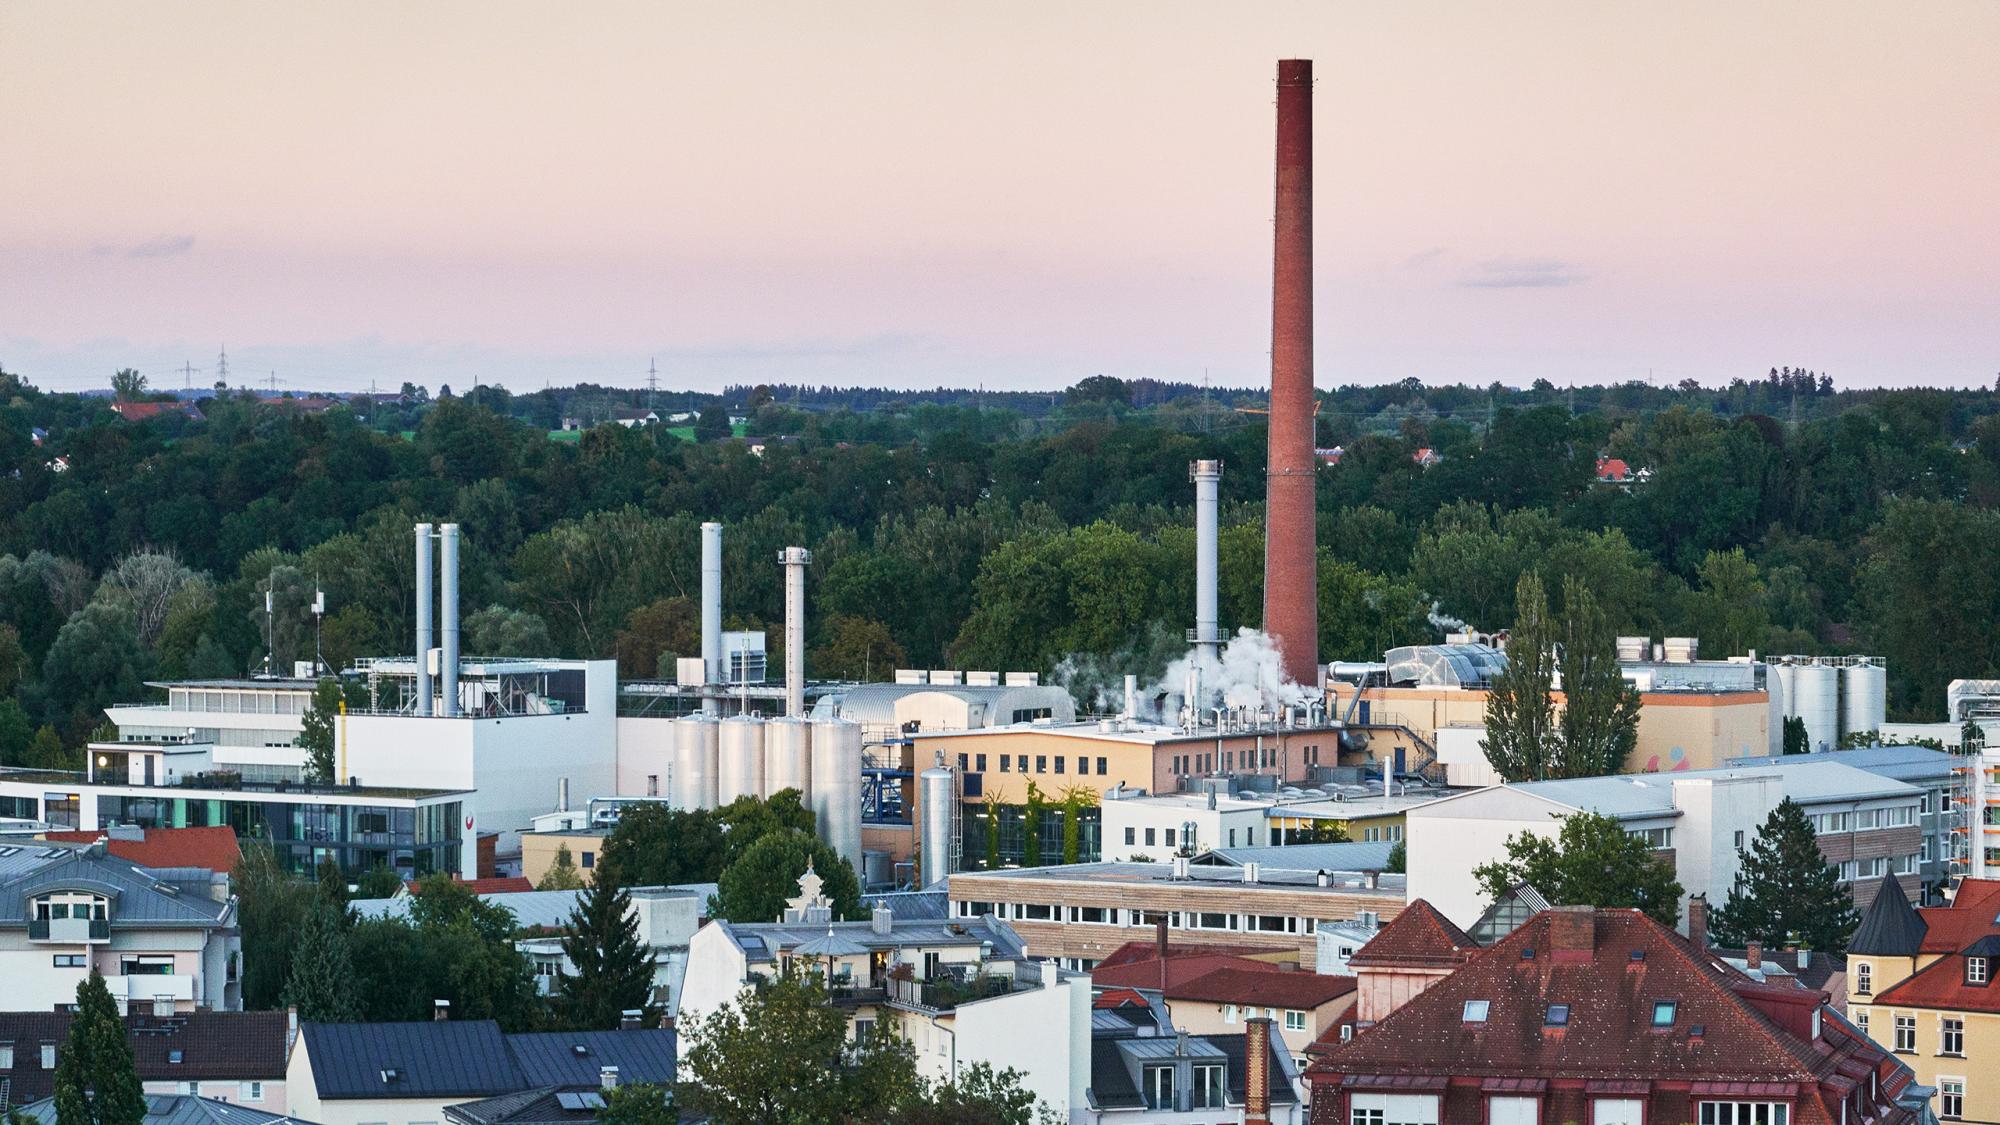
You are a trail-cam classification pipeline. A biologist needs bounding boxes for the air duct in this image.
[779,547,811,718]
[439,523,460,717]
[1192,460,1222,656]
[701,522,722,716]
[1262,58,1319,689]
[414,523,434,715]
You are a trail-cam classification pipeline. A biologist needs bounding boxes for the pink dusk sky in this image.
[3,1,1996,394]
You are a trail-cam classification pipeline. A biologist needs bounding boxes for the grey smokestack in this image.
[1192,460,1222,655]
[439,523,461,718]
[779,547,811,718]
[414,523,434,715]
[701,522,722,716]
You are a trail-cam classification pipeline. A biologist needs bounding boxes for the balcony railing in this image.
[29,918,110,943]
[118,973,196,1002]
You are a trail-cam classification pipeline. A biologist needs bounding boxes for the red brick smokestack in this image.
[1244,1016,1273,1125]
[1264,59,1318,688]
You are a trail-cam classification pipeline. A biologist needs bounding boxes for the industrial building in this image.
[1100,784,1460,863]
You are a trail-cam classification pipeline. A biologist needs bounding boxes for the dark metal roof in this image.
[298,1023,677,1102]
[13,1094,319,1125]
[503,1031,675,1089]
[0,1010,287,1107]
[1849,874,1928,956]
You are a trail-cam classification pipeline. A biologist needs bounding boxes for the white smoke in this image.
[1427,602,1467,634]
[1148,627,1315,722]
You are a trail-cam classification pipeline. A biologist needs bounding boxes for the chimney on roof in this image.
[871,903,893,936]
[1549,906,1594,960]
[1797,947,1810,971]
[433,999,450,1021]
[619,1009,642,1030]
[1746,941,1762,969]
[1244,1016,1273,1125]
[1687,894,1709,951]
[599,1065,619,1091]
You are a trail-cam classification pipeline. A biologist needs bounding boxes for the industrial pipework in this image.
[700,521,722,716]
[779,547,812,718]
[1191,460,1222,659]
[1262,58,1319,689]
[439,522,461,717]
[414,523,434,714]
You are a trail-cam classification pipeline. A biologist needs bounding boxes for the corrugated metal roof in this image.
[1194,841,1397,871]
[503,1031,675,1089]
[13,1094,318,1125]
[1514,760,1917,816]
[0,849,231,927]
[299,1023,677,1102]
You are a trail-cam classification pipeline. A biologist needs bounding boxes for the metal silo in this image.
[811,718,864,880]
[918,756,957,888]
[674,714,720,810]
[765,716,813,802]
[1793,662,1839,753]
[1842,662,1887,740]
[1763,661,1788,756]
[718,715,766,806]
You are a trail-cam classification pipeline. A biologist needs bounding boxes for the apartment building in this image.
[1727,745,1963,897]
[103,678,319,785]
[1092,947,1357,1072]
[0,1010,289,1111]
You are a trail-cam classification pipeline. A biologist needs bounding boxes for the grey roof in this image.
[721,912,1025,965]
[951,860,1404,894]
[298,1023,676,1102]
[1513,760,1918,817]
[860,889,948,921]
[13,1095,318,1125]
[354,885,714,931]
[1192,841,1397,871]
[793,927,873,958]
[0,847,232,928]
[444,1088,608,1125]
[1850,874,1929,956]
[1724,745,1961,784]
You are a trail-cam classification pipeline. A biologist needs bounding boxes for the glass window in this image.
[1075,757,1087,775]
[1054,756,1065,774]
[975,754,986,772]
[1285,1009,1307,1031]
[1351,1093,1440,1125]
[1968,957,1989,984]
[1144,828,1156,846]
[1855,963,1871,995]
[1097,757,1108,774]
[1000,756,1010,772]
[1698,1104,1790,1125]
[1016,755,1027,772]
[1192,1064,1226,1110]
[1463,1000,1490,1023]
[1546,1004,1570,1026]
[1895,1014,1916,1051]
[1035,756,1046,773]
[1942,1017,1964,1056]
[1489,1097,1540,1125]
[1124,827,1135,846]
[1145,1066,1176,1111]
[1941,1080,1964,1119]
[1653,1000,1677,1027]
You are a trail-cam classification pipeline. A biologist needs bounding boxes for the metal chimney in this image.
[1262,58,1319,689]
[1191,460,1222,658]
[779,547,811,718]
[414,523,434,715]
[439,523,460,717]
[701,522,722,716]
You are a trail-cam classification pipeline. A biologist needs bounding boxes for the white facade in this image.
[1101,793,1271,861]
[106,678,317,782]
[896,968,1093,1117]
[1404,787,1579,930]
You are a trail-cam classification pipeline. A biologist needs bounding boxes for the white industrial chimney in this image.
[701,522,722,716]
[1192,460,1222,657]
[414,523,434,715]
[779,547,811,718]
[439,523,461,718]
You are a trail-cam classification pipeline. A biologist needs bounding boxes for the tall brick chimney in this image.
[1263,58,1319,689]
[1687,894,1709,951]
[1244,1016,1273,1125]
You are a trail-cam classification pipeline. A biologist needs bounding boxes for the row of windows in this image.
[1168,745,1320,775]
[1360,825,1404,843]
[1349,1094,1778,1125]
[960,753,1108,777]
[1628,827,1674,849]
[1834,855,1919,882]
[955,898,1330,934]
[1811,806,1917,834]
[1861,1009,1971,1057]
[1221,1003,1309,1031]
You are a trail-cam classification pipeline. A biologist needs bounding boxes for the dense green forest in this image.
[5,360,2000,765]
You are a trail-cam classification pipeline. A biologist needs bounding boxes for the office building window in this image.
[1144,828,1156,846]
[975,754,986,772]
[1164,828,1176,846]
[1097,756,1108,774]
[1016,755,1027,772]
[1035,756,1046,774]
[580,851,594,868]
[958,754,969,771]
[1075,757,1088,775]
[1000,756,1011,772]
[1053,756,1065,774]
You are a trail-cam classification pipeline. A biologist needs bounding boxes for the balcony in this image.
[117,973,197,1003]
[29,918,110,943]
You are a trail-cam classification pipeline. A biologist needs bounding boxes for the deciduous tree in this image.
[54,971,145,1125]
[1473,811,1683,928]
[1482,573,1557,781]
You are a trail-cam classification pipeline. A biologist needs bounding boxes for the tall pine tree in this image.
[1710,798,1861,951]
[1551,576,1641,778]
[558,877,655,1029]
[283,902,361,1022]
[1482,572,1557,782]
[54,971,146,1125]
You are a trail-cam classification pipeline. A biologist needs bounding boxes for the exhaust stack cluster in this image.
[411,522,461,716]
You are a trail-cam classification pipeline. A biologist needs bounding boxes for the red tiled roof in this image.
[108,400,204,421]
[44,826,241,873]
[1095,939,1273,968]
[1093,988,1152,1009]
[406,876,536,895]
[1093,953,1357,1009]
[1597,457,1631,480]
[1873,944,2000,1012]
[1347,899,1477,968]
[1915,877,2000,954]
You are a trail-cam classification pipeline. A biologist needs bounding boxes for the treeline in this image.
[6,362,2000,762]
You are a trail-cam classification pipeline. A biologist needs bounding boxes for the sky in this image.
[3,1,1996,395]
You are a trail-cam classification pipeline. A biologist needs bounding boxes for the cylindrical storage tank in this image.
[674,714,720,810]
[810,718,865,880]
[1842,663,1887,740]
[918,761,957,888]
[1764,662,1788,756]
[718,715,767,806]
[765,717,813,801]
[1793,663,1839,753]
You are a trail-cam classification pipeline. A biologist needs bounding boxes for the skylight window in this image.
[1652,1001,1677,1027]
[1545,1004,1570,1027]
[167,1049,183,1064]
[1463,1000,1490,1023]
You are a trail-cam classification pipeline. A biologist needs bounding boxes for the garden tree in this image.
[463,604,553,657]
[1020,781,1048,867]
[234,841,316,1009]
[1709,798,1861,951]
[717,789,817,866]
[348,874,539,1029]
[37,602,151,734]
[595,804,726,889]
[1482,573,1557,782]
[558,877,657,1029]
[810,614,908,682]
[110,368,147,401]
[693,407,731,442]
[1385,840,1406,874]
[888,1062,1061,1125]
[298,676,342,783]
[1473,811,1684,928]
[54,971,146,1125]
[594,1084,676,1125]
[1777,716,1808,755]
[283,901,361,1021]
[23,724,72,771]
[1550,576,1641,779]
[611,597,699,679]
[92,551,205,649]
[538,844,587,890]
[674,961,921,1123]
[712,830,862,923]
[1059,786,1098,865]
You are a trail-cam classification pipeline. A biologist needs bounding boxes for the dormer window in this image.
[1967,957,1990,985]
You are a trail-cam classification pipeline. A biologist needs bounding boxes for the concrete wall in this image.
[676,923,753,1030]
[905,973,1092,1117]
[519,832,606,886]
[1405,788,1572,929]
[1667,774,1780,908]
[614,716,676,798]
[1100,798,1266,860]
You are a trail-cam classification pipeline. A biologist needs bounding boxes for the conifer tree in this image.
[1710,798,1861,951]
[1782,716,1809,755]
[297,677,342,783]
[1552,576,1641,778]
[1482,572,1557,781]
[558,876,655,1029]
[537,843,586,890]
[283,901,361,1022]
[54,971,146,1125]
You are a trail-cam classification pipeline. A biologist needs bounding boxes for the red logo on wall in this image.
[465,816,474,830]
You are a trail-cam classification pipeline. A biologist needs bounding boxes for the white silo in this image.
[810,718,865,880]
[918,756,957,889]
[1842,662,1887,741]
[718,715,767,806]
[1763,661,1788,756]
[765,716,813,800]
[1793,662,1840,753]
[674,714,720,810]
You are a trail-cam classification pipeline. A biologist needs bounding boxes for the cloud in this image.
[92,235,195,259]
[1459,256,1586,288]
[1404,246,1448,269]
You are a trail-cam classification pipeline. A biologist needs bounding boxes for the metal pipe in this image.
[414,523,434,715]
[701,522,722,716]
[779,547,811,718]
[1192,460,1222,655]
[439,523,460,717]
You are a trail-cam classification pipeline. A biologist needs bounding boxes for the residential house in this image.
[1092,945,1357,1072]
[285,1021,673,1125]
[0,1010,289,1111]
[1305,904,1933,1125]
[0,842,241,1013]
[1085,987,1303,1122]
[12,1093,316,1125]
[110,401,205,423]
